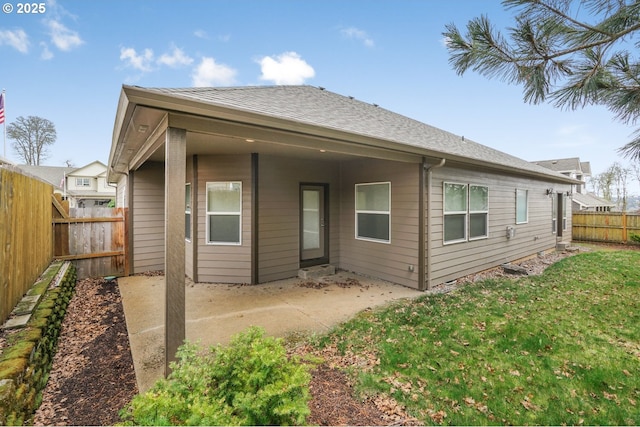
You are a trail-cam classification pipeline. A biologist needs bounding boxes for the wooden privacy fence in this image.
[0,167,54,325]
[572,212,640,244]
[53,206,129,279]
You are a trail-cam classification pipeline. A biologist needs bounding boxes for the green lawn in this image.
[314,250,640,425]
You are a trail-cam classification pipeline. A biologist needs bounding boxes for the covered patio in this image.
[118,271,423,393]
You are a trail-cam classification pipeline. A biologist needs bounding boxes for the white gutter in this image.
[424,158,446,291]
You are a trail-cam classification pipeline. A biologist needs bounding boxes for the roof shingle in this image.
[138,85,574,181]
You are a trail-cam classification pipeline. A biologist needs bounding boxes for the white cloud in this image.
[0,29,30,53]
[46,19,83,51]
[194,29,209,39]
[191,57,237,86]
[40,42,53,60]
[158,46,193,68]
[341,27,374,48]
[120,47,155,72]
[257,52,315,85]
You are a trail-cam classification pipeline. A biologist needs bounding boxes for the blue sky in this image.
[1,0,638,194]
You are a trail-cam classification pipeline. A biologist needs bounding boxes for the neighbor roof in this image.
[580,161,592,175]
[114,85,577,184]
[15,165,75,189]
[532,157,583,173]
[573,192,615,208]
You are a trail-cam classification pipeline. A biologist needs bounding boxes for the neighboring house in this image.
[108,85,578,291]
[65,161,116,208]
[532,157,614,212]
[16,161,115,208]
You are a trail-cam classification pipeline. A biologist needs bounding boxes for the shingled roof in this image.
[532,157,584,174]
[125,85,575,183]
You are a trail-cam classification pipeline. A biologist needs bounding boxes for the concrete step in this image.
[556,241,571,251]
[298,264,336,280]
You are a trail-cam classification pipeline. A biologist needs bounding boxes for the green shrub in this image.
[120,326,311,426]
[630,233,640,244]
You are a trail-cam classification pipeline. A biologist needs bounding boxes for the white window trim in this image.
[443,182,489,244]
[469,184,489,241]
[75,177,90,187]
[562,194,568,231]
[355,181,391,244]
[206,181,242,246]
[552,194,557,234]
[185,183,192,242]
[443,182,468,245]
[516,188,529,225]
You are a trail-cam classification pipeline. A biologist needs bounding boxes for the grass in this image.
[313,250,640,425]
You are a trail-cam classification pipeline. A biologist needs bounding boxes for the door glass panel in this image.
[302,190,320,250]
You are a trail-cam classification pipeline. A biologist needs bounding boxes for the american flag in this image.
[0,92,5,124]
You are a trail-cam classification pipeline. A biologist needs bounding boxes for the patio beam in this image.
[164,126,186,376]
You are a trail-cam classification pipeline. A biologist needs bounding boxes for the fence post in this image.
[622,212,627,244]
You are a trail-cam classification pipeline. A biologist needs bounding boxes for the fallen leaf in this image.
[429,410,447,423]
[521,398,540,411]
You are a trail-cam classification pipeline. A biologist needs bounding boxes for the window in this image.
[552,194,557,233]
[444,182,489,243]
[76,177,90,187]
[444,183,467,243]
[516,189,528,224]
[562,194,567,230]
[185,183,191,241]
[355,182,390,243]
[469,185,489,240]
[206,182,242,245]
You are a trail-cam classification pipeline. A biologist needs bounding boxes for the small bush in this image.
[119,326,311,426]
[630,233,640,244]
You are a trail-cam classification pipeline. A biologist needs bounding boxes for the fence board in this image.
[1,167,53,325]
[55,207,127,279]
[572,212,640,244]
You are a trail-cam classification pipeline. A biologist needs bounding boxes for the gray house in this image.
[109,85,580,369]
[108,85,577,291]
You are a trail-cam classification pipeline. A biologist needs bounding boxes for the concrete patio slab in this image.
[118,271,423,393]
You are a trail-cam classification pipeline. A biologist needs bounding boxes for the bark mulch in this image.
[31,277,407,426]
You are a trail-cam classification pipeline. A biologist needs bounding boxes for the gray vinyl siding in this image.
[197,155,252,283]
[131,162,165,273]
[428,165,572,286]
[339,158,420,289]
[258,155,340,283]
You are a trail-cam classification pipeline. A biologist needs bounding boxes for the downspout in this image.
[423,158,446,291]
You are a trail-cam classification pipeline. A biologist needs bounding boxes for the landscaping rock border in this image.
[0,261,77,425]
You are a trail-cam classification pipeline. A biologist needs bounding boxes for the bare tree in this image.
[610,162,630,211]
[594,162,631,210]
[7,116,57,165]
[631,162,640,191]
[593,170,614,200]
